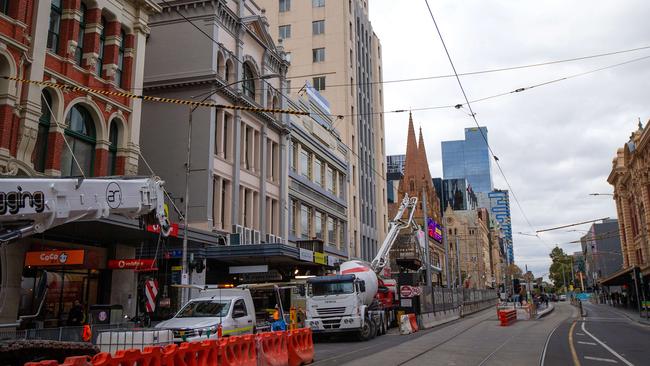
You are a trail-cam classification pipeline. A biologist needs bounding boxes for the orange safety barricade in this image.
[498,309,517,326]
[25,361,62,366]
[287,328,314,366]
[408,314,419,332]
[93,347,164,366]
[218,334,257,366]
[82,325,92,342]
[257,331,289,366]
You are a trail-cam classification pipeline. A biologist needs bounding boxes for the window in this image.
[350,49,353,65]
[0,0,8,15]
[115,29,125,87]
[33,91,52,173]
[242,63,255,99]
[225,61,232,82]
[339,222,344,247]
[313,158,322,186]
[47,0,62,52]
[97,17,107,77]
[299,149,309,178]
[339,174,345,199]
[300,205,311,239]
[289,199,296,236]
[279,25,291,39]
[312,20,325,35]
[75,3,87,66]
[315,211,323,239]
[327,217,335,245]
[312,76,325,91]
[326,166,335,193]
[313,0,325,7]
[312,48,325,63]
[61,105,96,176]
[284,52,291,62]
[279,0,290,12]
[289,141,296,171]
[232,299,247,317]
[107,122,118,175]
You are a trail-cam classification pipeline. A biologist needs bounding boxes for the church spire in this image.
[418,126,433,183]
[404,112,419,168]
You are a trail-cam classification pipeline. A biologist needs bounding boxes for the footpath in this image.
[591,302,650,326]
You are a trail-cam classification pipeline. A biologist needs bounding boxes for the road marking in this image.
[584,356,618,363]
[577,341,597,346]
[576,332,585,336]
[539,322,561,366]
[581,322,634,366]
[569,321,582,366]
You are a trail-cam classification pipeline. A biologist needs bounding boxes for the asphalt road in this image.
[543,302,650,366]
[312,302,580,366]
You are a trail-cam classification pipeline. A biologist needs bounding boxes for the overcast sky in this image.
[369,0,650,279]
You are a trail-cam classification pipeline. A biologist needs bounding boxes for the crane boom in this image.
[370,194,419,274]
[0,177,171,242]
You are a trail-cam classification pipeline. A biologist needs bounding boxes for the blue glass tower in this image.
[441,127,493,193]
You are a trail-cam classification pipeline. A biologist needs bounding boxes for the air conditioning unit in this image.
[276,236,284,244]
[244,228,252,245]
[253,230,261,244]
[229,233,240,245]
[265,233,274,243]
[233,225,244,235]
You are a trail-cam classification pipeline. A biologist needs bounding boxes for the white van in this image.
[155,288,256,343]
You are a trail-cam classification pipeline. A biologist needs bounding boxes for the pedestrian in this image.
[67,300,84,326]
[519,286,525,306]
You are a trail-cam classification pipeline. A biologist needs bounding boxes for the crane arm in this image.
[0,177,171,242]
[370,194,419,274]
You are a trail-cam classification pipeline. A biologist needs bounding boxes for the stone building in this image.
[258,0,388,262]
[444,206,493,289]
[605,120,650,310]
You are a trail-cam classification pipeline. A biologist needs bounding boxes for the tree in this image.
[549,246,572,291]
[505,263,523,279]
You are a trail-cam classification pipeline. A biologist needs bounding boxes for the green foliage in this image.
[548,246,573,289]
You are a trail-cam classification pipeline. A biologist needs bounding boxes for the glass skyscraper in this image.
[441,127,493,193]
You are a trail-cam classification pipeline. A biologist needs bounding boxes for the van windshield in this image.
[310,281,355,296]
[177,300,231,318]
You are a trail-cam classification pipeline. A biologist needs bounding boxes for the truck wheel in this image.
[357,317,373,341]
[369,318,377,339]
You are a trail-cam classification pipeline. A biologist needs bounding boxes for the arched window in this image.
[217,52,225,79]
[1,0,9,16]
[47,0,62,52]
[116,29,125,87]
[75,3,87,66]
[225,60,232,82]
[61,105,96,176]
[97,16,107,77]
[242,63,255,99]
[108,122,118,175]
[33,90,52,173]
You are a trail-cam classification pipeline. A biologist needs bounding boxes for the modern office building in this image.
[488,190,513,264]
[442,127,493,193]
[580,219,622,289]
[387,154,406,174]
[259,0,388,261]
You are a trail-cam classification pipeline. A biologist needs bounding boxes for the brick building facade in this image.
[0,0,159,177]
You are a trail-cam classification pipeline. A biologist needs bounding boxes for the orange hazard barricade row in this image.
[498,309,517,326]
[287,328,314,366]
[24,329,314,366]
[408,314,419,332]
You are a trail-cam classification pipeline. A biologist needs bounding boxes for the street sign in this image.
[107,258,155,270]
[147,223,179,237]
[400,285,421,298]
[25,250,85,266]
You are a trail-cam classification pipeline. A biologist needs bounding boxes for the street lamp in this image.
[181,73,281,303]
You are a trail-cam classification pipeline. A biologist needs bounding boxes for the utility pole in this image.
[443,219,451,288]
[422,189,432,287]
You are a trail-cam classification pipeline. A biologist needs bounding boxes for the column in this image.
[58,0,81,59]
[81,7,102,75]
[279,132,289,242]
[641,180,650,264]
[93,141,109,176]
[101,20,121,83]
[126,25,148,175]
[121,33,135,90]
[620,193,636,267]
[0,240,27,327]
[259,127,267,238]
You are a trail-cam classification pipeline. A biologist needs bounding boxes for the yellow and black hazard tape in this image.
[1,75,309,116]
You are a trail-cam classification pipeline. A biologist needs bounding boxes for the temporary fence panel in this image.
[95,329,173,354]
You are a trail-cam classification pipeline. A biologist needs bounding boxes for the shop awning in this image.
[205,243,327,268]
[599,266,638,286]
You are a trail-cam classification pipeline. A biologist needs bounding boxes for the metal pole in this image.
[422,189,432,287]
[443,220,450,288]
[181,106,193,304]
[456,236,461,288]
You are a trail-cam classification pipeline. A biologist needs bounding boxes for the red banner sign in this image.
[107,259,155,270]
[146,223,179,237]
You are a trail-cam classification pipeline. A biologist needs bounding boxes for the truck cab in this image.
[155,289,255,342]
[305,275,369,334]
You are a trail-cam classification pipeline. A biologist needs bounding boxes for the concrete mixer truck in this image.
[304,194,420,341]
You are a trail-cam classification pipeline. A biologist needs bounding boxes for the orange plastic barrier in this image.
[93,347,163,366]
[218,334,257,366]
[25,361,67,366]
[408,314,419,332]
[286,328,314,366]
[498,309,517,326]
[257,331,289,366]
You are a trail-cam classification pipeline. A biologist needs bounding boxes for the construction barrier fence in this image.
[24,328,314,366]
